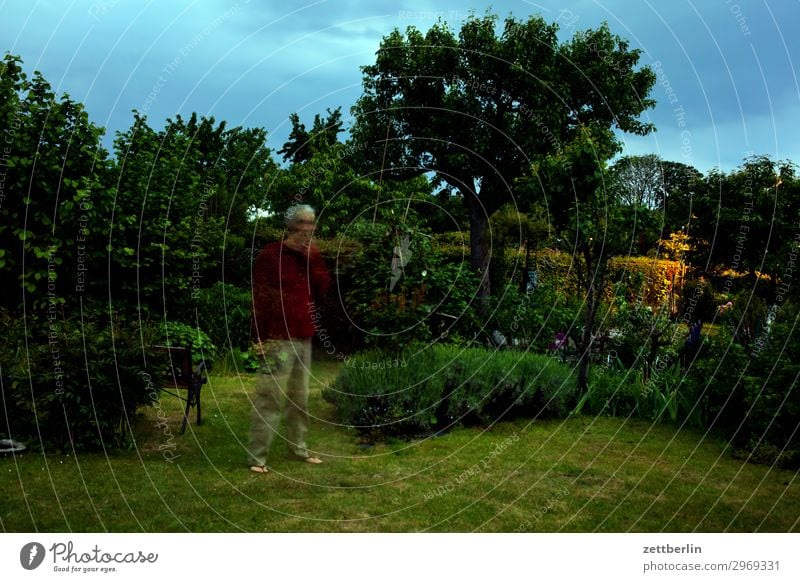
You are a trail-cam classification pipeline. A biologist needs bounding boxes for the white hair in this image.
[285,204,315,227]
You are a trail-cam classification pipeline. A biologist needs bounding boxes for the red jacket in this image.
[251,241,331,340]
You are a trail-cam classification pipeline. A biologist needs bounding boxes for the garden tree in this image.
[111,113,239,317]
[266,110,434,238]
[0,54,111,311]
[161,113,276,285]
[350,13,656,298]
[609,155,703,243]
[610,154,665,209]
[278,107,344,165]
[166,113,274,231]
[532,125,628,392]
[0,55,161,451]
[691,156,798,297]
[660,160,703,235]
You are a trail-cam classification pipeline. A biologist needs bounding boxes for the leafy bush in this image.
[487,283,582,353]
[157,321,218,366]
[339,220,481,350]
[730,302,800,466]
[606,256,681,307]
[679,277,718,322]
[323,345,577,440]
[574,364,639,417]
[191,282,252,351]
[577,357,705,429]
[1,309,163,451]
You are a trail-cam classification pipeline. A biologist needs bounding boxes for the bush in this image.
[191,282,252,352]
[606,256,680,307]
[323,345,577,440]
[576,369,633,417]
[679,277,718,322]
[577,358,705,429]
[157,321,218,366]
[1,309,163,451]
[733,302,800,466]
[486,283,582,353]
[339,220,481,350]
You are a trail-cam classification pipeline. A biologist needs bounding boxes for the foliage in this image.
[339,215,481,350]
[737,301,800,466]
[157,321,218,366]
[351,13,656,296]
[189,282,252,352]
[324,345,577,439]
[606,289,679,377]
[0,53,110,311]
[606,256,681,307]
[531,124,626,391]
[610,154,667,209]
[719,290,769,347]
[278,108,343,165]
[265,139,402,238]
[679,277,719,322]
[486,282,582,353]
[0,308,162,451]
[109,111,274,316]
[213,347,260,375]
[609,155,703,238]
[689,156,798,288]
[682,327,749,441]
[576,361,704,429]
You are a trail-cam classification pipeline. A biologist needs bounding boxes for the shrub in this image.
[0,309,163,451]
[323,345,577,440]
[733,302,800,466]
[606,256,681,307]
[191,282,252,352]
[576,364,639,417]
[157,321,217,366]
[324,347,444,437]
[339,221,481,350]
[486,283,582,353]
[679,277,718,322]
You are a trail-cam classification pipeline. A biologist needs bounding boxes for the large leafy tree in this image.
[610,154,666,209]
[607,155,703,253]
[110,112,275,317]
[660,160,703,235]
[0,54,110,312]
[691,156,798,295]
[278,107,344,165]
[350,13,656,297]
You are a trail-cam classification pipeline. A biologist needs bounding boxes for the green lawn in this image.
[2,359,798,532]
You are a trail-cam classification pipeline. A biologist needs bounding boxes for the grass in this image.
[1,358,798,532]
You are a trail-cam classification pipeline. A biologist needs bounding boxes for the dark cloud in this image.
[1,0,797,171]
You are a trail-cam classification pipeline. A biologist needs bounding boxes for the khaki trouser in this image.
[247,338,312,466]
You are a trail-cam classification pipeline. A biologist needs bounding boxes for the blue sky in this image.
[2,0,799,173]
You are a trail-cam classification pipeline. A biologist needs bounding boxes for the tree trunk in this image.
[467,194,491,301]
[577,244,600,393]
[577,287,594,393]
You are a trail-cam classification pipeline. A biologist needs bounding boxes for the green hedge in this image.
[323,345,577,439]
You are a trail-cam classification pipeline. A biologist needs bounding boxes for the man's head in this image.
[284,204,316,252]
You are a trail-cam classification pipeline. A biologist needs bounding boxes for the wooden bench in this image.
[153,344,207,434]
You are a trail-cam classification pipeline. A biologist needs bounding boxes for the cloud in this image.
[1,0,797,170]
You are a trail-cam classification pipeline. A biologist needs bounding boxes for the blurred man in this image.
[247,204,331,473]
